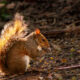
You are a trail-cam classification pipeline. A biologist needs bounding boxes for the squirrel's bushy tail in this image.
[0,13,28,72]
[0,13,28,53]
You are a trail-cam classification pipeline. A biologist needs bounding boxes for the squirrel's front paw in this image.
[27,64,31,68]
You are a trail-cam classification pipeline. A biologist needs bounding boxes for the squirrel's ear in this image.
[35,28,40,35]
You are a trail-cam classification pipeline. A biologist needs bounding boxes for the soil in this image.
[0,0,80,80]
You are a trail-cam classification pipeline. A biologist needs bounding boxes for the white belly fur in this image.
[23,55,30,71]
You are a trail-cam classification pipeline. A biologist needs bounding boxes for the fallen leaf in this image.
[71,76,77,80]
[50,57,54,60]
[61,58,67,63]
[54,73,63,80]
[70,47,75,52]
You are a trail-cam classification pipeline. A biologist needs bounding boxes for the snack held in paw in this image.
[0,13,51,75]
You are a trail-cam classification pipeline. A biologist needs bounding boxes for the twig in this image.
[54,64,80,70]
[0,69,48,80]
[59,0,80,16]
[42,26,80,38]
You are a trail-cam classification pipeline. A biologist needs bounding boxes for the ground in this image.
[0,0,80,80]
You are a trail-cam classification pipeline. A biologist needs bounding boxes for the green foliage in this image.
[0,2,11,20]
[0,0,7,4]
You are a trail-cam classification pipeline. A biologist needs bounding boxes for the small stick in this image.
[42,27,80,38]
[59,0,80,16]
[54,64,80,70]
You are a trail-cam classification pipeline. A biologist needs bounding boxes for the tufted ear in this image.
[35,28,40,35]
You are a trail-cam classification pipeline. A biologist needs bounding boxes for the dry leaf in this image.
[50,57,54,60]
[70,48,75,52]
[54,73,63,80]
[61,58,67,63]
[71,76,77,80]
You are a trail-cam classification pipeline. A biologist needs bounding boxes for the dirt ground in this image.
[0,0,80,80]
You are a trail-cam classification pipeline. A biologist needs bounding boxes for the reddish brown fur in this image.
[0,13,51,75]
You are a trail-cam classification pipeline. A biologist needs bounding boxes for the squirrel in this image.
[0,13,51,75]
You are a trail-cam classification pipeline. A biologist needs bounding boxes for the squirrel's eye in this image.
[42,39,45,42]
